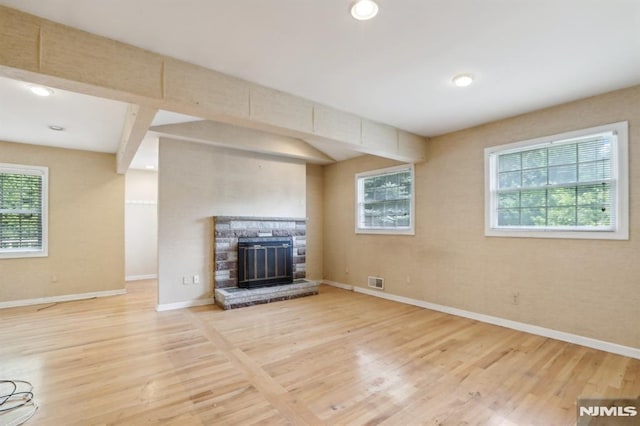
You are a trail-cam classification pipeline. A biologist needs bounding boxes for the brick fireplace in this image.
[213,216,307,289]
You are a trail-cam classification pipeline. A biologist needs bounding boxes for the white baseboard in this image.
[322,281,640,360]
[125,274,158,281]
[323,280,354,291]
[0,289,127,310]
[156,298,215,312]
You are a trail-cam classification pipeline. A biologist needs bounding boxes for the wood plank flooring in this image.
[0,280,638,425]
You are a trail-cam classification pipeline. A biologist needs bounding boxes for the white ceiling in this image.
[0,75,128,153]
[0,77,203,169]
[1,1,639,168]
[129,111,202,170]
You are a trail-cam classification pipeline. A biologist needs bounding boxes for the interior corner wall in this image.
[323,85,640,349]
[157,138,306,306]
[0,141,125,302]
[125,169,158,280]
[305,164,323,280]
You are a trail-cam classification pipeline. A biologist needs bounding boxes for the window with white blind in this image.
[0,164,48,258]
[356,164,414,234]
[484,121,628,240]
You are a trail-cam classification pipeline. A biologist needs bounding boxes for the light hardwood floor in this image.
[1,281,638,425]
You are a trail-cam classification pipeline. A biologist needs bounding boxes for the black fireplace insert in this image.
[237,237,293,288]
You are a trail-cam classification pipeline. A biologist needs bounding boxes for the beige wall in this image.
[305,164,323,280]
[157,138,309,306]
[0,141,124,302]
[323,85,640,349]
[125,170,158,279]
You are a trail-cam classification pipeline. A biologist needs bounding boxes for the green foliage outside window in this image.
[0,172,43,249]
[358,167,413,230]
[495,136,613,228]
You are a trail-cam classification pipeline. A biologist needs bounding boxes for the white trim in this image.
[0,248,48,259]
[355,163,415,235]
[323,281,640,360]
[484,121,629,240]
[322,280,354,291]
[125,274,158,281]
[156,298,215,312]
[125,200,157,205]
[0,163,49,258]
[0,289,126,309]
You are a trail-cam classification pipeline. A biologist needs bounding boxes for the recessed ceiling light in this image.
[30,86,54,97]
[452,74,474,87]
[350,0,379,20]
[48,125,65,131]
[145,165,155,170]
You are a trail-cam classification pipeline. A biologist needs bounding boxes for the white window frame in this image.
[0,163,49,258]
[355,164,415,235]
[484,121,628,240]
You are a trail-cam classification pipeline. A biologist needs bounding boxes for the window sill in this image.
[356,228,415,236]
[0,250,48,259]
[485,228,628,240]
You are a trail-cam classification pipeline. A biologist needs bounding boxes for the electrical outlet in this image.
[406,276,411,285]
[193,274,200,284]
[182,276,190,285]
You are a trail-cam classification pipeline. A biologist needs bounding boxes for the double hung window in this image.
[484,122,628,239]
[356,164,414,235]
[0,164,48,258]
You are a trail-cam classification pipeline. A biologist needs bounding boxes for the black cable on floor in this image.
[0,380,38,425]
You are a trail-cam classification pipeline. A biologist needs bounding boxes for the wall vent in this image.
[368,276,384,290]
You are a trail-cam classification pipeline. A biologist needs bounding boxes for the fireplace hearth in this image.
[237,236,293,288]
[213,216,314,309]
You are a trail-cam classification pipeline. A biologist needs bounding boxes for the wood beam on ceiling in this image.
[151,120,335,165]
[0,5,428,163]
[117,104,158,174]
